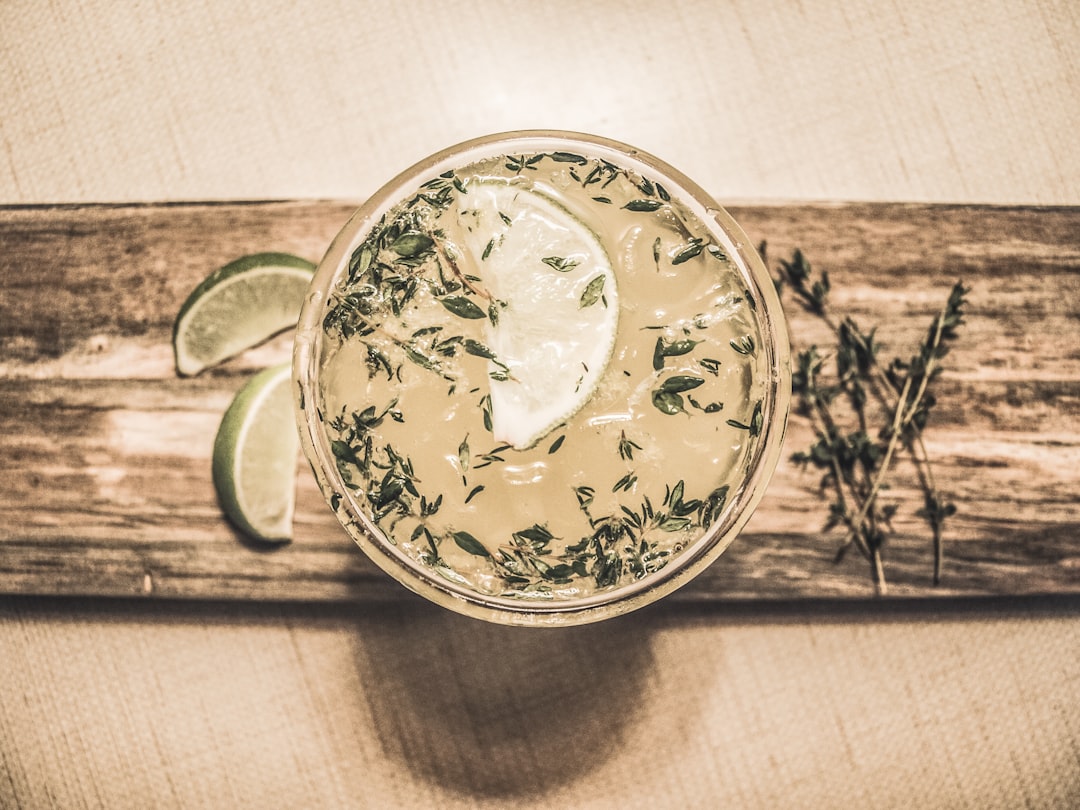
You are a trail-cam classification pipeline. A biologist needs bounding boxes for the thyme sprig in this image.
[770,244,967,593]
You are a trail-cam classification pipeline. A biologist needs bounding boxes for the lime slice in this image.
[454,181,618,449]
[173,252,315,376]
[212,363,298,543]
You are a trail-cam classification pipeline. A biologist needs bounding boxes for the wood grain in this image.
[1,201,1077,602]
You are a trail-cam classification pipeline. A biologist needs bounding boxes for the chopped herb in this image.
[365,344,394,379]
[579,274,607,308]
[618,431,642,461]
[748,399,763,436]
[660,375,705,393]
[452,530,490,557]
[404,345,445,376]
[542,256,581,273]
[419,493,442,517]
[505,154,543,173]
[689,396,723,413]
[623,199,664,213]
[331,439,361,467]
[457,435,470,472]
[699,485,730,529]
[462,338,497,361]
[439,295,487,319]
[512,524,555,551]
[389,231,434,257]
[653,337,703,371]
[700,357,722,375]
[671,239,705,265]
[730,335,755,355]
[479,393,493,432]
[551,151,588,164]
[573,485,595,509]
[473,443,513,470]
[651,389,686,415]
[657,516,691,532]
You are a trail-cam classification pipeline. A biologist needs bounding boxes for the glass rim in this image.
[293,130,791,626]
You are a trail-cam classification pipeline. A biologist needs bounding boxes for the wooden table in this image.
[3,201,1077,603]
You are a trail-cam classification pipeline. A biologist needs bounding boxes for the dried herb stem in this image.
[805,399,868,559]
[434,237,494,302]
[837,372,913,592]
[850,328,948,583]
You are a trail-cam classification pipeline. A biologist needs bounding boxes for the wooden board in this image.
[1,201,1078,603]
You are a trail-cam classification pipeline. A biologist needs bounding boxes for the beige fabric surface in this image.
[2,597,1078,808]
[2,1,1079,808]
[2,0,1078,205]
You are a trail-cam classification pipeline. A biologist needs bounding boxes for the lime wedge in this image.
[212,363,298,543]
[173,252,315,376]
[455,181,618,449]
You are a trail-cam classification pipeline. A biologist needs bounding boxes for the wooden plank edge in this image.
[2,530,1076,603]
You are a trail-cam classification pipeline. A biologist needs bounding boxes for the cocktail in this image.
[294,131,790,625]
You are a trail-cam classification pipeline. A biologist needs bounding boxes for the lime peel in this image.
[173,252,315,377]
[212,362,298,543]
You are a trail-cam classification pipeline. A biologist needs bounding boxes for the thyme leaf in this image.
[671,238,705,265]
[551,151,588,165]
[660,375,705,394]
[452,531,490,557]
[651,389,685,415]
[618,431,643,461]
[390,231,434,257]
[730,335,756,355]
[623,199,664,213]
[579,274,607,308]
[652,337,703,371]
[439,295,487,320]
[542,255,582,273]
[700,358,722,375]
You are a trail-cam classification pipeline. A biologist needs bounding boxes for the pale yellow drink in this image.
[295,133,789,625]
